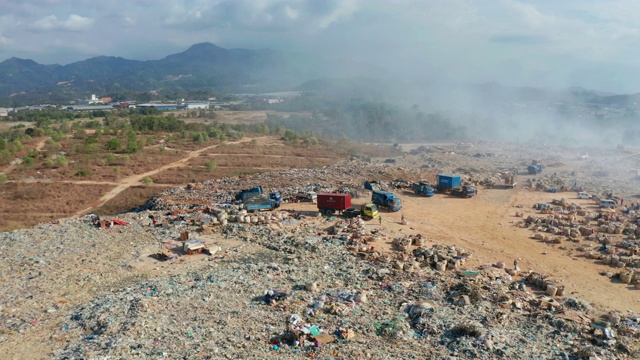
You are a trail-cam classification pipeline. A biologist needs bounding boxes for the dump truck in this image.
[343,203,379,220]
[236,186,281,204]
[294,191,317,203]
[412,181,435,197]
[371,190,402,211]
[528,164,544,175]
[436,174,476,198]
[317,193,352,216]
[243,194,281,212]
[364,180,381,191]
[492,170,517,189]
[236,186,262,202]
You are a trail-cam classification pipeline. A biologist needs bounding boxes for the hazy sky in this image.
[1,0,639,93]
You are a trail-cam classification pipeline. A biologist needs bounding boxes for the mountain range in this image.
[1,42,639,109]
[0,42,368,100]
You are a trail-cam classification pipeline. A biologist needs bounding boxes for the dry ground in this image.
[0,135,354,230]
[281,186,640,315]
[174,110,312,125]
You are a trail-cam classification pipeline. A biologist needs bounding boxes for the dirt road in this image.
[71,137,261,216]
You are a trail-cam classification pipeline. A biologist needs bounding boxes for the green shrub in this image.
[22,156,36,167]
[205,161,217,171]
[105,138,122,151]
[55,155,68,167]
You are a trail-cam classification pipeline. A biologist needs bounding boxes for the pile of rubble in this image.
[48,217,640,359]
[516,196,640,291]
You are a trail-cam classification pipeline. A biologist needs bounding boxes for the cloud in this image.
[0,34,12,45]
[0,0,640,92]
[31,14,94,32]
[162,0,360,33]
[489,34,548,45]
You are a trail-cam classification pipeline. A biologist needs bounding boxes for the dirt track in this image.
[71,137,261,216]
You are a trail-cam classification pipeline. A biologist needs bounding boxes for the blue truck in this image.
[436,174,476,198]
[236,187,282,204]
[236,186,263,202]
[527,164,544,175]
[243,194,282,212]
[412,181,435,197]
[371,190,402,211]
[364,180,381,191]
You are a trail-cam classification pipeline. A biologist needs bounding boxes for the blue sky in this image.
[1,0,639,93]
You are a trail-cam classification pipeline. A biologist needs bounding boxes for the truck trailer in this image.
[317,193,352,216]
[436,174,476,198]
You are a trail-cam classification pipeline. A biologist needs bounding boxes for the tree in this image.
[51,131,63,141]
[106,138,122,151]
[142,176,153,185]
[192,132,205,143]
[0,138,6,151]
[125,140,139,154]
[283,129,299,142]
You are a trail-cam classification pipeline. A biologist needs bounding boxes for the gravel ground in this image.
[1,141,640,359]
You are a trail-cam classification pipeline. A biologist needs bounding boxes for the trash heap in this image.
[518,197,640,290]
[48,218,640,359]
[4,140,640,358]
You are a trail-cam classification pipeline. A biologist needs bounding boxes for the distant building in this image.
[78,94,107,105]
[179,102,209,110]
[66,105,115,111]
[137,103,178,111]
[0,108,13,117]
[114,103,136,109]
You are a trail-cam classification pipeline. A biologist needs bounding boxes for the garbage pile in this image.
[517,197,640,290]
[4,140,640,358]
[48,218,640,359]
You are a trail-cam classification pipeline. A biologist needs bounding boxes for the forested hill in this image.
[0,42,366,104]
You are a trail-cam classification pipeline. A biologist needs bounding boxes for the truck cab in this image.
[269,191,282,203]
[361,203,379,219]
[412,182,435,197]
[461,185,477,197]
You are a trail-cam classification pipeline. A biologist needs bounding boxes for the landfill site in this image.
[2,140,640,359]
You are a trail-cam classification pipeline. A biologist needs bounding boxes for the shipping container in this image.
[317,193,352,215]
[437,174,461,189]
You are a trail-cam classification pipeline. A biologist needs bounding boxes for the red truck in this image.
[317,193,352,216]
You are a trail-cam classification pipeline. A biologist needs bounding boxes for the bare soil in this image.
[0,134,372,230]
[282,186,640,314]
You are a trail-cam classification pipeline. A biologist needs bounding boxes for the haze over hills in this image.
[3,42,640,146]
[1,42,640,110]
